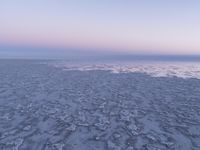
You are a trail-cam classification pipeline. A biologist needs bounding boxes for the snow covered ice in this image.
[0,60,200,150]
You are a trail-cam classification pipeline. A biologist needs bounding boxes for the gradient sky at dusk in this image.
[0,0,200,58]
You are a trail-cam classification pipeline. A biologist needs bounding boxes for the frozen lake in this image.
[0,59,200,150]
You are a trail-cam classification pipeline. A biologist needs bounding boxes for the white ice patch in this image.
[50,61,200,79]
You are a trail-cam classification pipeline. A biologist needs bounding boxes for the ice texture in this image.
[52,61,200,79]
[0,60,200,150]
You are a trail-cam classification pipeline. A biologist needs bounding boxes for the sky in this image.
[0,0,200,58]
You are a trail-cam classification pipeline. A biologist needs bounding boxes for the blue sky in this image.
[0,0,200,58]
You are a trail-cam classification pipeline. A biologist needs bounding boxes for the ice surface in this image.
[0,60,200,150]
[51,61,200,79]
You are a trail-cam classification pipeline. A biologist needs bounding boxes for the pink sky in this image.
[0,1,200,55]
